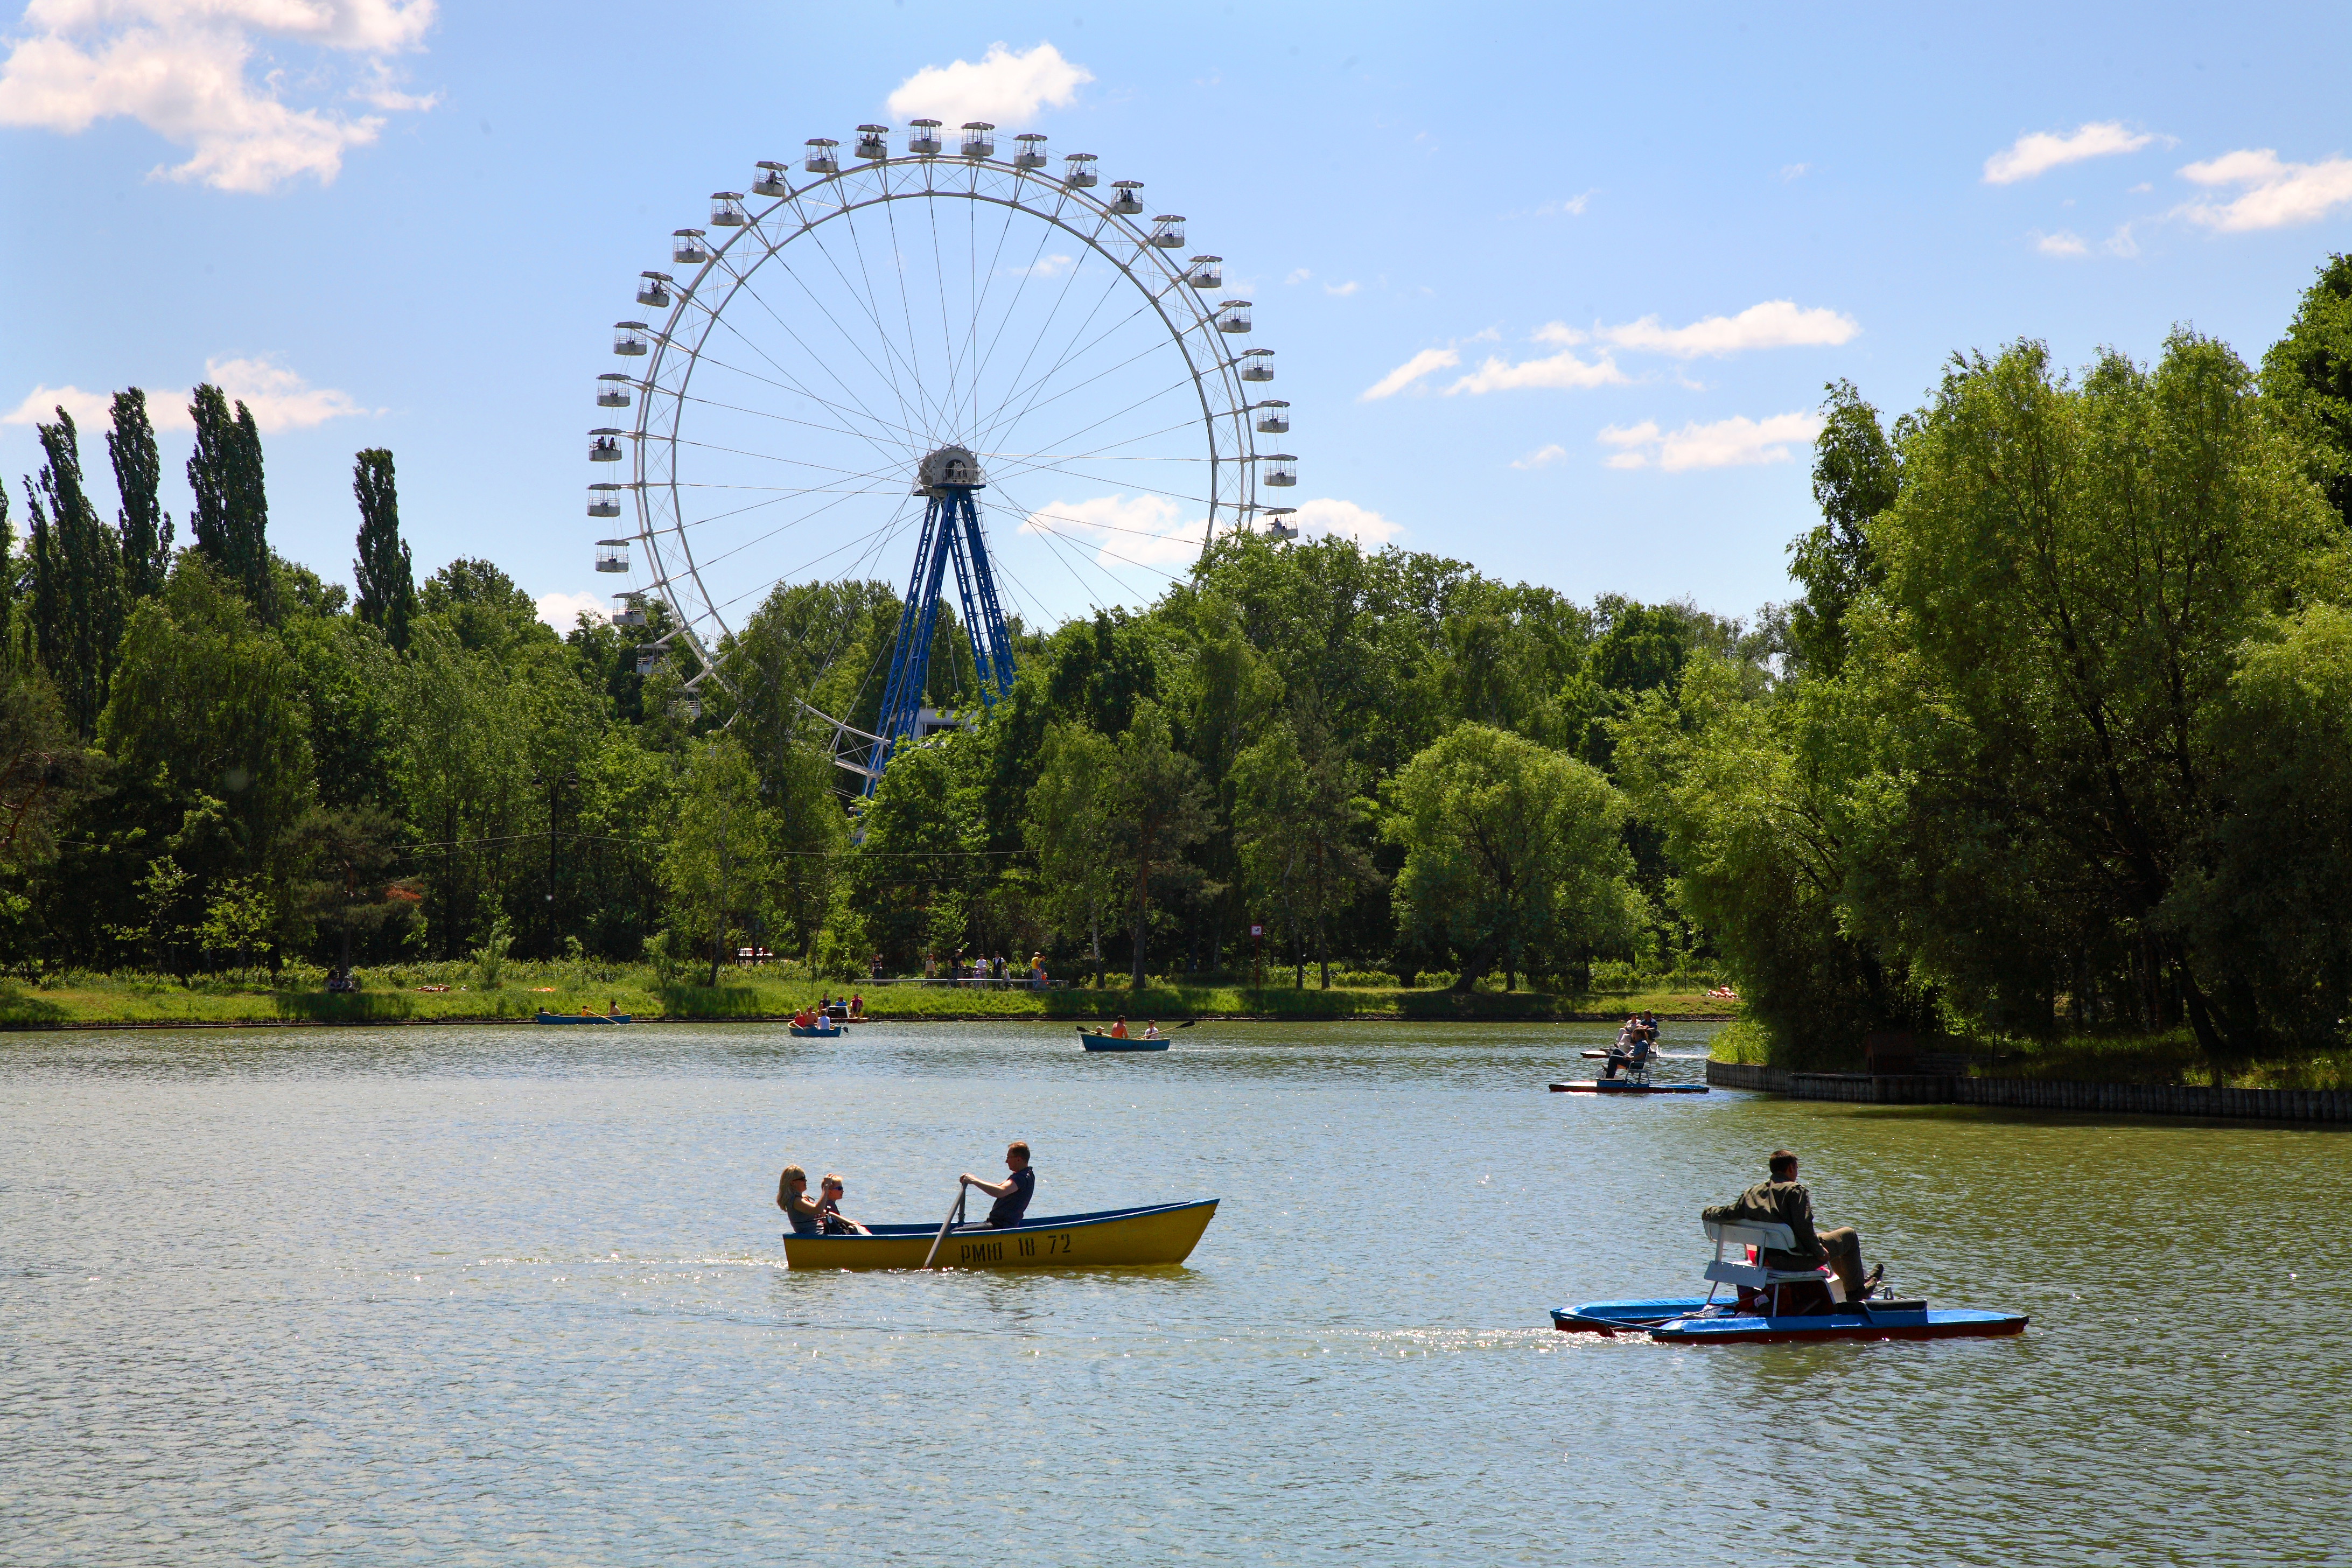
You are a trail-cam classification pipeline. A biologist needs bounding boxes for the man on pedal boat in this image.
[1702,1149,1880,1302]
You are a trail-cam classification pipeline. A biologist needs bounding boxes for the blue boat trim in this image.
[1550,1296,2027,1342]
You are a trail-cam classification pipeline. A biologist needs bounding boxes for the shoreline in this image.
[1,1010,1738,1033]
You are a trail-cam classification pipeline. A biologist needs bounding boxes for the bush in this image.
[1333,969,1397,988]
[471,918,513,990]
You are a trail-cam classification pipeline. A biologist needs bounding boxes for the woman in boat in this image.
[816,1173,870,1235]
[777,1165,825,1235]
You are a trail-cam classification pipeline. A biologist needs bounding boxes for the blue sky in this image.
[5,2,2349,635]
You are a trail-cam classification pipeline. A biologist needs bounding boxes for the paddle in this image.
[1177,1019,1197,1029]
[920,1184,968,1270]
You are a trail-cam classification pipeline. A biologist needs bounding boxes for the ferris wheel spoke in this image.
[681,344,930,458]
[712,263,928,463]
[801,200,942,447]
[875,191,950,443]
[964,204,1126,450]
[956,204,1069,432]
[672,435,926,483]
[978,333,1203,463]
[969,261,1173,454]
[675,390,927,460]
[983,387,1221,483]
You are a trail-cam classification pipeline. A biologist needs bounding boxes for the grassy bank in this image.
[0,964,1730,1030]
[1706,1017,2352,1090]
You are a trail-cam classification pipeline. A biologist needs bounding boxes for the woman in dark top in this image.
[960,1140,1035,1228]
[777,1164,825,1235]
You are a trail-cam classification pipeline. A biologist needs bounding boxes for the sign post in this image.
[1249,922,1264,992]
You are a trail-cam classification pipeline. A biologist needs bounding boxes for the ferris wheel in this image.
[585,120,1298,791]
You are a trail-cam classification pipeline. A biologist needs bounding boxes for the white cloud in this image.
[1510,443,1567,470]
[1598,411,1823,472]
[6,353,369,434]
[1018,493,1204,568]
[1007,253,1074,278]
[2035,229,2089,257]
[1286,496,1402,547]
[0,0,437,192]
[885,40,1090,126]
[1531,321,1586,347]
[3,383,115,427]
[1360,346,1459,401]
[1285,267,1312,284]
[536,591,610,633]
[2177,148,2352,232]
[1323,279,1360,297]
[1446,345,1625,395]
[1780,163,1809,181]
[204,353,370,429]
[1594,300,1859,358]
[1984,121,2156,185]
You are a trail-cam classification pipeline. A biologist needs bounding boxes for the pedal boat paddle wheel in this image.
[1550,1220,2028,1344]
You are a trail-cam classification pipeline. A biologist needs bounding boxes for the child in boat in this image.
[777,1165,825,1235]
[816,1174,870,1235]
[960,1141,1035,1229]
[1142,1020,1162,1039]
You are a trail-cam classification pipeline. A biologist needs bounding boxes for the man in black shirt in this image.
[1702,1149,1876,1301]
[960,1140,1036,1228]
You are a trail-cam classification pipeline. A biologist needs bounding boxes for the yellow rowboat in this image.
[782,1199,1219,1270]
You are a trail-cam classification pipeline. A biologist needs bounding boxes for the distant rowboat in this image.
[782,1198,1219,1270]
[1079,1027,1169,1052]
[536,1011,630,1025]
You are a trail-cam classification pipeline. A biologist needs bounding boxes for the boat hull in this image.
[783,1199,1217,1270]
[535,1012,631,1025]
[1551,1297,2027,1343]
[788,1024,843,1038]
[1079,1028,1170,1052]
[1550,1081,1707,1094]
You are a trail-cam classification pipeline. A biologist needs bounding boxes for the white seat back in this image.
[1704,1219,1796,1251]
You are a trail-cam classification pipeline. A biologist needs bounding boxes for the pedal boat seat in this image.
[1701,1219,1843,1314]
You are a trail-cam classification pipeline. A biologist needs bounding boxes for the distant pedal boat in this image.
[1550,1081,1707,1094]
[782,1198,1219,1270]
[1079,1027,1170,1052]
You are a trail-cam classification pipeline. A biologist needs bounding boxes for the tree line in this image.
[5,253,2348,1068]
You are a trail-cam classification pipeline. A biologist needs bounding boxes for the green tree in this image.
[393,618,531,955]
[186,384,274,620]
[1787,380,1901,677]
[1849,333,2335,1055]
[1232,716,1377,988]
[351,448,416,650]
[1023,723,1123,986]
[108,389,172,602]
[1106,702,1212,988]
[2260,251,2352,529]
[1383,723,1641,992]
[25,407,127,736]
[418,557,552,659]
[662,736,777,986]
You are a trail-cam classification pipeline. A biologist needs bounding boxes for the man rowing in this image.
[1703,1148,1880,1301]
[958,1140,1035,1229]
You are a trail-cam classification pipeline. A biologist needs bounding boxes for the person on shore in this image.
[960,1141,1036,1229]
[1109,1016,1128,1039]
[777,1164,825,1235]
[816,1174,870,1235]
[1702,1149,1879,1302]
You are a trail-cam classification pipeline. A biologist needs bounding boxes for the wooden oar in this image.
[920,1185,967,1270]
[1177,1019,1197,1029]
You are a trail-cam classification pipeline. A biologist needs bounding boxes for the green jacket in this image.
[1702,1179,1825,1270]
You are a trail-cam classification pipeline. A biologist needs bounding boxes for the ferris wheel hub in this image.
[915,445,986,495]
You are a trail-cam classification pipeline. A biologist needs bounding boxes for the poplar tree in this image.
[108,388,172,601]
[28,409,126,736]
[0,480,13,655]
[187,384,275,620]
[351,447,415,650]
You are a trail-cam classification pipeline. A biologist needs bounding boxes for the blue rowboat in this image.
[783,1198,1218,1270]
[1079,1027,1169,1052]
[788,1023,844,1038]
[536,1011,630,1025]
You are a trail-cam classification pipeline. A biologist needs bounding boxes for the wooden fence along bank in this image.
[1704,1060,2352,1124]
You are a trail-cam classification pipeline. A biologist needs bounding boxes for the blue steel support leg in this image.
[955,494,1018,699]
[867,495,953,796]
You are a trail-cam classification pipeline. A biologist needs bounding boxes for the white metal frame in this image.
[1700,1220,1842,1314]
[601,145,1278,715]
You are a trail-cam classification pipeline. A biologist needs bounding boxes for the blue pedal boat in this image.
[1551,1219,2027,1344]
[1079,1027,1170,1052]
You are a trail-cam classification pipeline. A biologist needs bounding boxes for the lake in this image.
[3,1020,2345,1565]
